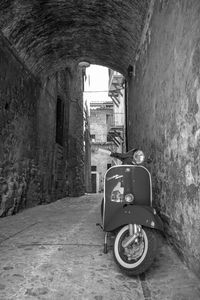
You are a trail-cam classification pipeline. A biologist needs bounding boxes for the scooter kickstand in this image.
[96,223,103,230]
[104,232,108,254]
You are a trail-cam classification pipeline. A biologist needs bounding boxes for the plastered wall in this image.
[127,0,200,276]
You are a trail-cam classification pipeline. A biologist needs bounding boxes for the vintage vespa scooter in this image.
[99,148,163,276]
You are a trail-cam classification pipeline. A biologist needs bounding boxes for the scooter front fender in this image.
[103,205,163,232]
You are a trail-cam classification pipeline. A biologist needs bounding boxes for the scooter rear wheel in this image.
[113,225,158,276]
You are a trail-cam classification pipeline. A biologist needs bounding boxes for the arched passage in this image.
[0,0,150,214]
[0,0,200,279]
[0,0,151,216]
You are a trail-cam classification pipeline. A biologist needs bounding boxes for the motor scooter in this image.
[98,148,163,276]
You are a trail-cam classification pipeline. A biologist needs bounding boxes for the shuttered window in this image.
[56,97,64,146]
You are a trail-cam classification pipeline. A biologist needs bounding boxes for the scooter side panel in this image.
[104,205,163,232]
[104,165,152,207]
[103,165,161,232]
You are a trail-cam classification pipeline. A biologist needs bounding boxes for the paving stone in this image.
[0,194,199,300]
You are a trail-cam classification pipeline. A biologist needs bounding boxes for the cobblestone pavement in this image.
[0,193,199,300]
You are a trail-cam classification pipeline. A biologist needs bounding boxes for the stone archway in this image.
[0,0,151,213]
[0,0,149,77]
[0,0,150,215]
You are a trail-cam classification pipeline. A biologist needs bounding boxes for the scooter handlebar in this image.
[110,152,120,158]
[110,151,132,161]
[110,149,152,164]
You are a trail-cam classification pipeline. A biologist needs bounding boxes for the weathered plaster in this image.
[127,0,200,276]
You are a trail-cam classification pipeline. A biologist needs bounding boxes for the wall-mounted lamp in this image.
[127,65,133,78]
[78,61,90,68]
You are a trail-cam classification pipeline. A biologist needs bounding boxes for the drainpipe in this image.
[124,79,128,151]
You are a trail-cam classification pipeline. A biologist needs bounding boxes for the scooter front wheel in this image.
[113,225,158,276]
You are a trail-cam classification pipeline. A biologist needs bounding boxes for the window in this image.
[56,97,64,146]
[91,166,97,171]
[107,134,112,142]
[91,134,96,142]
[107,164,111,169]
[106,114,113,126]
[106,114,110,124]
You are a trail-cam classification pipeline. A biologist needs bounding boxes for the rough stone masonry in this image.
[0,33,84,216]
[127,0,200,277]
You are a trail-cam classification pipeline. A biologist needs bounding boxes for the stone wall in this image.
[127,0,200,276]
[36,74,57,204]
[90,107,114,142]
[0,34,84,216]
[0,34,41,216]
[67,68,85,196]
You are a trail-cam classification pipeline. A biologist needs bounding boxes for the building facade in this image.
[108,69,126,153]
[90,102,116,192]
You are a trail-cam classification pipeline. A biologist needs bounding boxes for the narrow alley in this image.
[0,194,199,300]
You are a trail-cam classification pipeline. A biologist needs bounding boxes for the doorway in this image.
[91,173,97,193]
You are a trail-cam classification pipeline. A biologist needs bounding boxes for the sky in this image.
[83,64,111,103]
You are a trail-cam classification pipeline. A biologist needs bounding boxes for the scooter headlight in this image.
[124,193,134,203]
[133,150,145,164]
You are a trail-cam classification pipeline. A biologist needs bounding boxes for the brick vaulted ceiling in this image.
[0,0,150,77]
